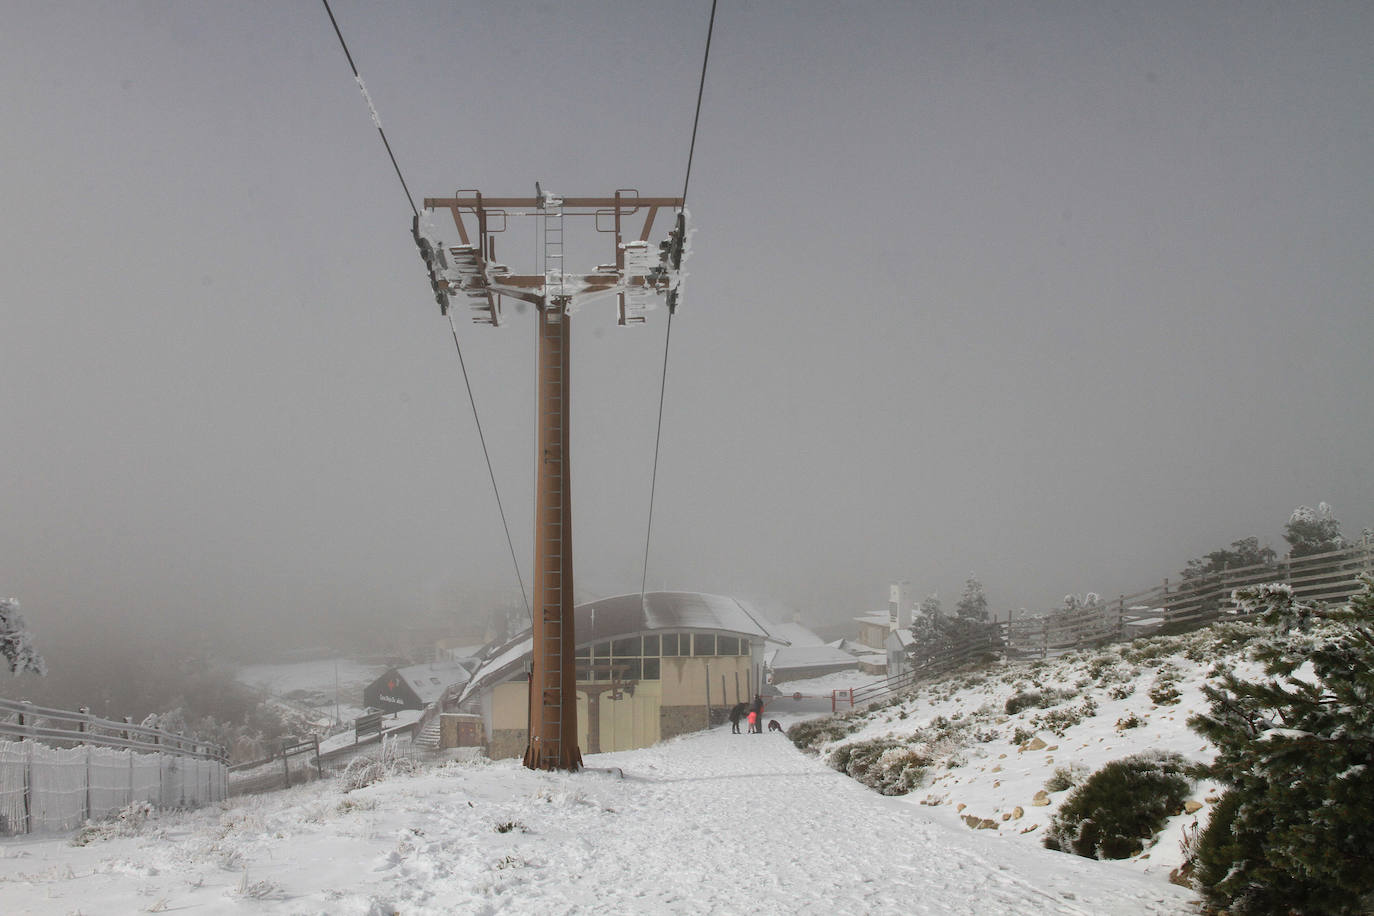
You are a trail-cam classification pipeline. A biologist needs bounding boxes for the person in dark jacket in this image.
[728,701,747,734]
[750,695,765,734]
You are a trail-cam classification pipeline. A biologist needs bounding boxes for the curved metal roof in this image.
[457,591,775,705]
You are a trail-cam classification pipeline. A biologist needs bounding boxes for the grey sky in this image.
[2,1,1371,648]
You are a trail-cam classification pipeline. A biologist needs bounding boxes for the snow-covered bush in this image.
[1187,580,1374,915]
[340,743,420,792]
[70,801,153,846]
[1043,763,1089,793]
[1032,697,1098,736]
[1004,687,1070,715]
[786,716,858,752]
[828,738,929,796]
[1043,751,1191,860]
[1108,682,1135,700]
[0,597,46,676]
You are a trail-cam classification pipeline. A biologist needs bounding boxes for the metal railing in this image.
[0,699,226,761]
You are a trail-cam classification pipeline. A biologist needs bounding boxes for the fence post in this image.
[23,739,32,834]
[84,746,92,823]
[282,741,291,790]
[704,662,712,730]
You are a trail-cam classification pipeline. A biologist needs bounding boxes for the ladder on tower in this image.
[542,191,565,303]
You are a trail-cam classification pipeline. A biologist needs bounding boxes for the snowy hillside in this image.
[784,623,1267,882]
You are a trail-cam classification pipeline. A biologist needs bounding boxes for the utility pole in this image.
[414,187,687,771]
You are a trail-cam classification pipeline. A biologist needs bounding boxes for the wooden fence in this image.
[1002,540,1373,657]
[0,699,228,835]
[859,540,1374,710]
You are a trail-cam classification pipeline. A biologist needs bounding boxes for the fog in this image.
[3,1,1372,675]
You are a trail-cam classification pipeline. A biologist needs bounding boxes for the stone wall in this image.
[488,728,527,761]
[659,704,712,741]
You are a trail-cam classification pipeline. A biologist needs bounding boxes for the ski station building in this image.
[452,592,778,759]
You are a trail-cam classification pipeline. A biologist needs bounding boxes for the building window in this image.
[643,658,660,680]
[613,636,641,657]
[693,634,716,657]
[661,633,680,657]
[642,634,660,657]
[717,636,739,657]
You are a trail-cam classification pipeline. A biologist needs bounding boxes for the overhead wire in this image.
[321,0,531,621]
[640,0,718,608]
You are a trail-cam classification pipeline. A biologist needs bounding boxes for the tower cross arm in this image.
[423,196,684,211]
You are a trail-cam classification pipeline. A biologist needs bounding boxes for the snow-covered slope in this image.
[0,627,1257,914]
[782,622,1266,882]
[0,717,1195,915]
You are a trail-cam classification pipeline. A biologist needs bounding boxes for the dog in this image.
[767,719,783,733]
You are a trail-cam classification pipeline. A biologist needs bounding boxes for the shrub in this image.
[340,745,419,791]
[1032,697,1097,737]
[70,801,154,846]
[1115,712,1143,730]
[787,716,856,752]
[1004,688,1069,715]
[1044,763,1089,793]
[828,738,929,795]
[1043,751,1191,859]
[1108,682,1135,700]
[1148,680,1182,706]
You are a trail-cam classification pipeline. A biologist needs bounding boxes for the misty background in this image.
[3,1,1372,710]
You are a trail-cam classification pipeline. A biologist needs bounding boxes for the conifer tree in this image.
[955,576,989,622]
[1283,502,1344,557]
[1187,579,1374,915]
[1,597,46,676]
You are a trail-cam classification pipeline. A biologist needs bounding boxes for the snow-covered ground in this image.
[0,726,1192,915]
[780,625,1264,882]
[2,629,1258,914]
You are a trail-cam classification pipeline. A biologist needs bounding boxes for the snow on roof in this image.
[765,620,825,648]
[768,645,860,673]
[854,612,891,626]
[888,629,916,648]
[396,660,473,706]
[460,591,776,704]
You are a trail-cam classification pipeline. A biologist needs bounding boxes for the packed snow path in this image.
[0,726,1194,914]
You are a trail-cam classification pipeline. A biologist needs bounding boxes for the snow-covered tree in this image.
[1283,502,1344,558]
[1,597,46,676]
[1181,537,1277,580]
[955,576,989,622]
[918,593,942,621]
[1187,580,1374,914]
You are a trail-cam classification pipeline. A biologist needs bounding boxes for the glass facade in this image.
[574,631,750,682]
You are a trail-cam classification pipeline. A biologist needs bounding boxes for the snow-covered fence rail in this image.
[1001,540,1374,658]
[0,699,227,836]
[0,699,227,760]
